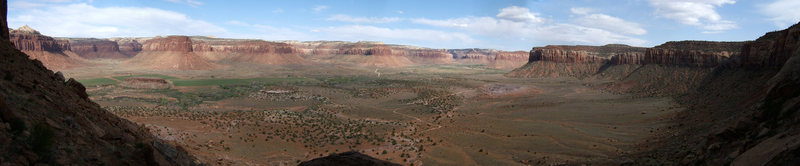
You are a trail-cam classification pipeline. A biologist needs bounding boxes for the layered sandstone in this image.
[490,51,529,69]
[9,25,65,52]
[67,38,129,59]
[112,38,143,57]
[191,36,307,65]
[530,45,646,64]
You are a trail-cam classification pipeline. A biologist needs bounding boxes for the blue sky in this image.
[6,0,800,50]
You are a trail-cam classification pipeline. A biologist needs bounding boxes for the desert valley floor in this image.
[62,59,678,165]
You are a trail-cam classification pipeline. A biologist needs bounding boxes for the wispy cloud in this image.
[759,0,800,28]
[411,6,647,46]
[314,25,476,45]
[165,0,203,7]
[9,3,225,37]
[327,14,400,24]
[312,5,328,13]
[226,20,314,40]
[570,7,647,35]
[648,0,737,32]
[272,8,285,13]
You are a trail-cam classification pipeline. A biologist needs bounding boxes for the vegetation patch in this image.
[172,77,316,87]
[113,74,178,81]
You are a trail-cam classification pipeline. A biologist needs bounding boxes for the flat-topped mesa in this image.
[494,51,528,61]
[142,36,193,52]
[736,23,800,67]
[530,44,646,63]
[407,49,450,58]
[68,38,130,59]
[9,26,66,52]
[193,40,299,54]
[338,42,398,56]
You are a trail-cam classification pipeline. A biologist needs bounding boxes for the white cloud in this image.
[411,6,646,46]
[9,1,48,9]
[9,0,87,10]
[649,0,737,31]
[313,5,328,13]
[534,24,646,45]
[570,7,596,15]
[315,25,476,44]
[570,8,646,35]
[327,14,400,24]
[396,10,404,14]
[8,3,226,37]
[496,6,544,23]
[226,20,314,40]
[272,8,285,13]
[760,0,800,27]
[165,0,203,7]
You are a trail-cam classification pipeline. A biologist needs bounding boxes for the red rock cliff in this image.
[529,45,646,64]
[69,39,130,59]
[113,38,143,57]
[8,25,65,52]
[193,40,298,54]
[142,36,193,52]
[337,42,398,56]
[495,51,528,61]
[612,41,742,67]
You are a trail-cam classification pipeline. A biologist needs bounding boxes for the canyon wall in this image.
[191,37,307,65]
[288,42,527,68]
[67,38,129,59]
[507,22,800,165]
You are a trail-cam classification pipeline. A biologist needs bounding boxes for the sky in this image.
[6,0,800,51]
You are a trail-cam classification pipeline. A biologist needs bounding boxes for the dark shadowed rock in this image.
[299,151,401,166]
[0,1,201,165]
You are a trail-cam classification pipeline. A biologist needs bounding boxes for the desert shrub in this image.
[29,123,55,162]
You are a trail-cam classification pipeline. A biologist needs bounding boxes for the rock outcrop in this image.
[124,36,217,70]
[67,38,129,59]
[735,23,800,68]
[111,38,144,57]
[507,21,800,165]
[0,1,199,164]
[300,151,400,166]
